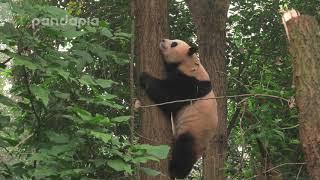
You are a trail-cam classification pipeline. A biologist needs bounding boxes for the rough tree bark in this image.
[184,0,230,179]
[282,10,320,180]
[133,1,171,180]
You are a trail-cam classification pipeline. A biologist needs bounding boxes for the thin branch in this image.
[296,164,304,180]
[264,162,306,174]
[281,124,299,130]
[238,104,246,171]
[0,57,13,65]
[129,0,135,144]
[246,162,306,180]
[22,67,42,132]
[216,71,250,92]
[0,57,13,69]
[245,110,273,174]
[225,52,248,138]
[227,106,241,137]
[0,145,13,156]
[138,93,289,109]
[13,133,34,149]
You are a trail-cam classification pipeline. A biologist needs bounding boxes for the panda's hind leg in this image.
[169,132,197,179]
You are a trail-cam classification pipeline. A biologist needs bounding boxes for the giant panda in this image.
[139,39,218,179]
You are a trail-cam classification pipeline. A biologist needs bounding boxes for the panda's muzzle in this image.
[160,42,167,50]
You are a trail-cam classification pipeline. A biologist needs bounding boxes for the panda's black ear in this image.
[187,46,198,56]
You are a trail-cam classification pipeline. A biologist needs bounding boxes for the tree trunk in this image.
[282,10,320,180]
[133,1,171,180]
[184,1,230,179]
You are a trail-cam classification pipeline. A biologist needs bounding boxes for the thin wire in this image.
[138,93,290,108]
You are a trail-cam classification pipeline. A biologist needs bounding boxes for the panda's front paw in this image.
[139,72,152,89]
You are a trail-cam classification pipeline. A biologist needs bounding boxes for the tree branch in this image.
[129,0,135,144]
[22,67,42,132]
[227,106,241,137]
[246,162,306,180]
[0,57,13,68]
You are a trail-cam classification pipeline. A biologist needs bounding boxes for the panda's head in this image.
[159,39,198,64]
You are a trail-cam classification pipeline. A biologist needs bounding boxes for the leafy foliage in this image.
[0,1,168,179]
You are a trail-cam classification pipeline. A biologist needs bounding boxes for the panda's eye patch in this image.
[171,42,178,48]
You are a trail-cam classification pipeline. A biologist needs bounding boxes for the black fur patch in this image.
[171,42,178,48]
[139,67,212,117]
[169,132,197,179]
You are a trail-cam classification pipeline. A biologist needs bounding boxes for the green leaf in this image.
[54,68,70,80]
[132,156,159,163]
[93,159,106,167]
[140,167,161,177]
[0,115,10,127]
[148,145,170,159]
[92,114,111,126]
[79,75,96,86]
[0,22,19,38]
[98,94,117,100]
[62,30,86,38]
[33,168,58,178]
[100,28,113,38]
[79,95,124,110]
[96,79,114,88]
[0,135,17,146]
[45,6,68,18]
[73,107,92,121]
[114,32,132,39]
[29,153,49,161]
[89,44,108,59]
[90,131,111,143]
[53,91,70,100]
[111,116,130,123]
[73,50,93,64]
[107,159,131,172]
[0,94,15,106]
[30,85,49,106]
[72,107,111,125]
[41,144,74,156]
[86,26,97,33]
[14,55,41,70]
[135,144,170,159]
[290,139,300,144]
[272,129,285,140]
[46,131,69,144]
[60,168,89,177]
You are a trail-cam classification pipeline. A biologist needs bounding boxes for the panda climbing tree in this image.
[139,39,218,179]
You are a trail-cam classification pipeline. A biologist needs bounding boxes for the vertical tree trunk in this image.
[133,1,171,180]
[184,1,230,179]
[282,10,320,180]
